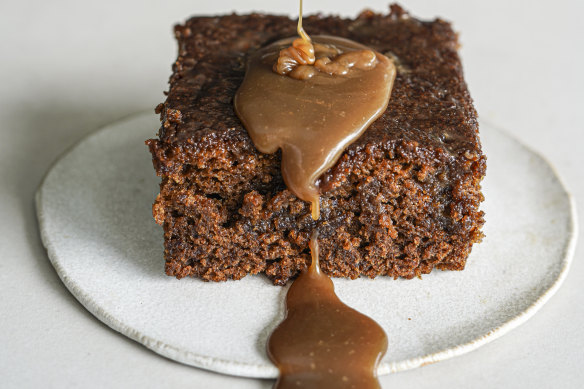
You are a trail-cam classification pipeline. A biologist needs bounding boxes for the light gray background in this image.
[1,0,582,388]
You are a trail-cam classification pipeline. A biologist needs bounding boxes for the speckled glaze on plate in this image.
[36,112,577,378]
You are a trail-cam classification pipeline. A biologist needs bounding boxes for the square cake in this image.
[147,5,486,285]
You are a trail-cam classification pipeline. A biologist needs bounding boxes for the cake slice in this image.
[147,5,486,285]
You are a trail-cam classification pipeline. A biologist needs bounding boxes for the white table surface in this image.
[1,1,582,388]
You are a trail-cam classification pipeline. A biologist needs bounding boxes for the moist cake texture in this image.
[147,4,486,285]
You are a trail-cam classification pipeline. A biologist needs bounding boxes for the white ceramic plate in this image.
[36,112,577,378]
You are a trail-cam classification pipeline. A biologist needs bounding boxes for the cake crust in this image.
[147,5,486,285]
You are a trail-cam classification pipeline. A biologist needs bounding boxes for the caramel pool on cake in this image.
[234,34,395,220]
[147,5,486,285]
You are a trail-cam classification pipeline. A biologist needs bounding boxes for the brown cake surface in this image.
[147,4,486,285]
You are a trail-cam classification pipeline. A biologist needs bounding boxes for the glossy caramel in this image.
[234,36,396,219]
[267,232,388,389]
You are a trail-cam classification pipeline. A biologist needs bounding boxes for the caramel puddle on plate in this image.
[267,232,388,389]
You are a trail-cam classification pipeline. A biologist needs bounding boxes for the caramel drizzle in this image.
[234,2,395,384]
[308,229,320,273]
[273,0,316,83]
[297,0,310,43]
[267,230,388,389]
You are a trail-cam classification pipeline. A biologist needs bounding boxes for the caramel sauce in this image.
[234,2,394,386]
[234,36,395,219]
[267,231,388,389]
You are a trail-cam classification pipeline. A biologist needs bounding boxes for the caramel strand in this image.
[273,0,315,76]
[297,0,310,43]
